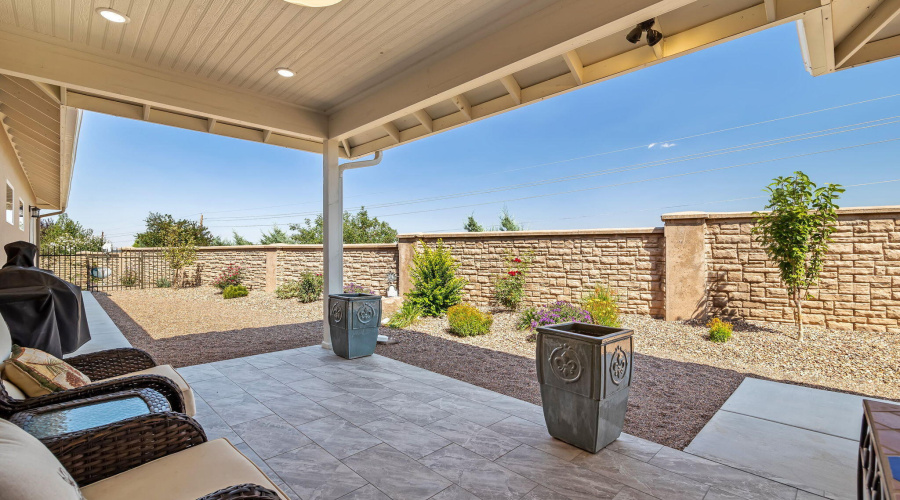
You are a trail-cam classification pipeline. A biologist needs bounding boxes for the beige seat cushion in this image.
[101,365,195,416]
[2,378,26,400]
[0,419,84,500]
[79,438,289,500]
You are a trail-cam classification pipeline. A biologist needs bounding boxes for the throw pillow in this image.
[2,345,91,397]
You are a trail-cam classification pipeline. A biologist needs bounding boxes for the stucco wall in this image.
[0,135,36,248]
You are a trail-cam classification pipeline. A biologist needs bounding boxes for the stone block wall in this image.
[703,208,900,332]
[399,229,666,316]
[275,245,399,294]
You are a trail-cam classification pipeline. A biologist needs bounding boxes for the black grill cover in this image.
[0,241,91,357]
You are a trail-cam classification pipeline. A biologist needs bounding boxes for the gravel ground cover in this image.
[95,287,899,449]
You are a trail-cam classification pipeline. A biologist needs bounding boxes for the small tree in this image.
[40,214,105,254]
[163,225,197,288]
[260,226,294,244]
[134,212,213,247]
[287,207,398,244]
[463,214,484,232]
[751,171,843,340]
[406,239,467,317]
[497,207,522,231]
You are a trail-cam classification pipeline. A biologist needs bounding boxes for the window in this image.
[5,183,12,225]
[18,199,24,231]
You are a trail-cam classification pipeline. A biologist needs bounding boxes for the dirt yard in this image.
[95,287,899,449]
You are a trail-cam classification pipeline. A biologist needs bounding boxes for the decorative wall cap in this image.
[660,205,900,221]
[121,243,399,251]
[398,227,664,241]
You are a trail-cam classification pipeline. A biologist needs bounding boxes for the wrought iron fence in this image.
[37,245,178,291]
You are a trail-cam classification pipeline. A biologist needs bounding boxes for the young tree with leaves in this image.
[463,214,484,232]
[259,226,294,244]
[162,225,198,288]
[752,171,843,340]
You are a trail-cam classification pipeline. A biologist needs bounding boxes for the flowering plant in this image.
[494,252,531,310]
[212,263,243,290]
[522,300,591,330]
[344,282,375,295]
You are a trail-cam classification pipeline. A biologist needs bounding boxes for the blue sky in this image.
[67,23,900,246]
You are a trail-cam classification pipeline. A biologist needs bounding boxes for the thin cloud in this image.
[647,143,657,149]
[660,142,676,148]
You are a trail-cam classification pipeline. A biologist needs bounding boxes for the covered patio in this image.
[3,1,900,499]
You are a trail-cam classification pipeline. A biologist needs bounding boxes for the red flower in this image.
[508,270,519,276]
[513,258,521,263]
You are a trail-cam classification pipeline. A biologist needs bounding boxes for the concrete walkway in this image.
[685,378,868,500]
[65,292,131,358]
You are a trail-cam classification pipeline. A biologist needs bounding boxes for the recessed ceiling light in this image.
[96,8,130,23]
[275,68,296,78]
[283,0,343,7]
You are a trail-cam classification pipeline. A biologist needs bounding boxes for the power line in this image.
[205,116,900,222]
[183,91,900,219]
[211,135,900,227]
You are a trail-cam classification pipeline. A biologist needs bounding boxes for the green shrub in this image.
[494,253,531,310]
[516,307,539,330]
[708,318,733,343]
[447,304,493,337]
[212,263,243,290]
[583,285,621,327]
[276,273,323,302]
[386,301,424,329]
[120,269,140,287]
[223,285,249,299]
[406,240,467,317]
[155,277,172,288]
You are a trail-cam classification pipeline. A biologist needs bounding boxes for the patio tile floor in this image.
[179,346,809,500]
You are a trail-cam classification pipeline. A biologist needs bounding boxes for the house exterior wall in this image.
[0,135,36,249]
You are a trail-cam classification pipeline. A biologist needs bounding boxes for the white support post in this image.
[321,139,343,349]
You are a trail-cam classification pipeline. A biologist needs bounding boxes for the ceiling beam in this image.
[499,75,522,105]
[835,0,900,68]
[328,0,696,139]
[0,28,328,142]
[562,51,585,85]
[764,0,777,23]
[451,94,472,120]
[346,1,824,159]
[412,109,433,133]
[382,122,401,143]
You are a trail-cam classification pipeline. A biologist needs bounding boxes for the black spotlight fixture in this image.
[625,19,661,45]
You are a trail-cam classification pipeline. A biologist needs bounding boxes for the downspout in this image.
[337,151,396,344]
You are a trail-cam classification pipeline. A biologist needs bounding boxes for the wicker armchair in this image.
[45,412,286,499]
[0,347,186,418]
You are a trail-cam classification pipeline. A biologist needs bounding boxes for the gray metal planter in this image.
[536,322,634,453]
[328,293,382,359]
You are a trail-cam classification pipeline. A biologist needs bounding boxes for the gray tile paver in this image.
[342,444,452,500]
[178,352,850,500]
[421,444,537,500]
[298,416,383,459]
[232,414,312,459]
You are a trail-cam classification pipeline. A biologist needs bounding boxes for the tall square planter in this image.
[328,293,382,359]
[536,322,633,453]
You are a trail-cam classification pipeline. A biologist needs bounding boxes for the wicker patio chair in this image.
[0,347,188,418]
[0,316,194,417]
[0,412,289,500]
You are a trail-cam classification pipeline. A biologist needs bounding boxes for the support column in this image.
[322,139,343,349]
[662,212,709,321]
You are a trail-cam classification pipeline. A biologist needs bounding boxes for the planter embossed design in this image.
[536,322,633,453]
[328,293,382,359]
